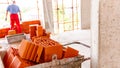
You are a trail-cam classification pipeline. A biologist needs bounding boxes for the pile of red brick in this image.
[18,39,44,63]
[3,47,35,68]
[0,20,41,38]
[33,37,63,62]
[29,25,50,40]
[0,28,10,38]
[8,30,16,35]
[21,20,41,34]
[3,37,79,68]
[3,23,79,68]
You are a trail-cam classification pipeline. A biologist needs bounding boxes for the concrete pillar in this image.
[81,0,91,29]
[43,0,54,33]
[91,0,120,68]
[91,0,99,68]
[99,0,120,68]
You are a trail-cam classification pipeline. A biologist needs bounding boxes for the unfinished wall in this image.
[81,0,91,29]
[99,0,120,68]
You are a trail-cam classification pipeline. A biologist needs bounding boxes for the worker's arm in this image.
[19,11,22,21]
[5,11,8,21]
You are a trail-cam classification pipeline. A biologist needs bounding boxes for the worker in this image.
[5,0,22,33]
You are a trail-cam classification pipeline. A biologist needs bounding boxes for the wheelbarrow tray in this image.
[27,55,85,68]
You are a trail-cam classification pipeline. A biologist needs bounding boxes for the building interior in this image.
[0,0,120,68]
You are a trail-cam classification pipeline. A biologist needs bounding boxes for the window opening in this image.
[52,0,81,34]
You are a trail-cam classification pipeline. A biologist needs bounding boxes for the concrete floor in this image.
[0,29,91,68]
[51,29,91,68]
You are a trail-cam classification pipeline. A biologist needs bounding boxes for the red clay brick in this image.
[63,47,79,58]
[8,30,16,35]
[36,45,43,63]
[34,37,63,62]
[30,45,38,61]
[26,43,35,60]
[36,25,43,37]
[5,52,15,68]
[18,39,31,59]
[9,56,34,68]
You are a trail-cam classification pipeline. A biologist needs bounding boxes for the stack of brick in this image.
[36,25,43,37]
[18,39,43,63]
[21,20,41,34]
[3,47,34,68]
[0,20,41,38]
[30,25,51,40]
[3,47,18,68]
[29,25,37,39]
[18,37,63,63]
[3,37,79,68]
[9,56,34,68]
[33,37,63,62]
[8,30,16,35]
[0,28,10,38]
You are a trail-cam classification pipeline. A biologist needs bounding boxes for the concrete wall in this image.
[98,0,120,68]
[91,0,99,68]
[91,0,120,68]
[81,0,91,29]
